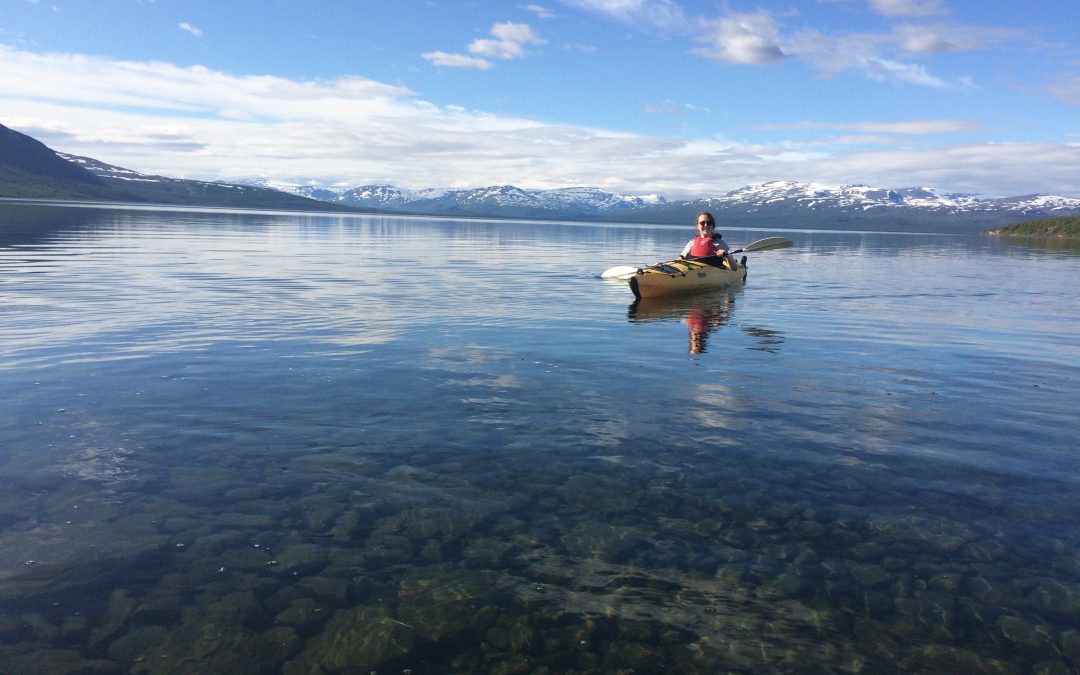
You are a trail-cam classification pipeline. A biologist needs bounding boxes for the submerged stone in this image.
[397,569,501,641]
[0,648,117,675]
[284,605,416,672]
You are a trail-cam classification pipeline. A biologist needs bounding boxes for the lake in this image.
[1,201,1078,674]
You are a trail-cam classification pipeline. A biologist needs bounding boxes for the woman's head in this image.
[696,211,716,235]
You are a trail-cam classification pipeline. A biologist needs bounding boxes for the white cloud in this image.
[560,0,687,30]
[422,50,494,70]
[892,23,1021,54]
[523,4,556,19]
[864,57,948,88]
[868,0,947,18]
[425,22,544,69]
[2,44,1078,198]
[787,27,968,88]
[694,11,787,65]
[178,22,203,38]
[468,22,545,60]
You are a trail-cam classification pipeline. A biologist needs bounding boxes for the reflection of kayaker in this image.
[627,293,734,354]
[686,296,732,354]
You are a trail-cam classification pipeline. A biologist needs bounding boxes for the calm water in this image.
[1,202,1078,673]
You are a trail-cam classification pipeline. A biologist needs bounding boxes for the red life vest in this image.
[689,234,723,258]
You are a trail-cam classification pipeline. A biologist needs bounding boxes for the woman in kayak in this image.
[680,211,738,270]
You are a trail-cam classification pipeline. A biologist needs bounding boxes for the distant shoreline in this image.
[982,215,1080,239]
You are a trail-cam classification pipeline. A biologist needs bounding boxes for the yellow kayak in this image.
[601,237,792,299]
[628,258,746,299]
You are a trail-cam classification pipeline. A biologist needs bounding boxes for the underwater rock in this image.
[0,648,118,675]
[294,575,353,605]
[1025,578,1080,617]
[18,613,58,641]
[186,529,250,556]
[967,574,1025,607]
[997,614,1055,649]
[463,536,515,568]
[397,569,500,641]
[88,588,136,648]
[205,590,267,627]
[485,617,539,654]
[483,653,532,674]
[59,614,88,642]
[216,512,277,529]
[601,640,666,672]
[273,598,325,633]
[1061,629,1080,668]
[787,520,827,540]
[559,520,650,561]
[220,545,275,572]
[299,499,343,534]
[721,526,756,549]
[865,514,977,553]
[129,623,299,675]
[272,543,329,577]
[849,563,893,589]
[131,593,185,626]
[107,625,170,668]
[902,643,1022,674]
[894,597,961,642]
[283,605,416,673]
[329,509,364,540]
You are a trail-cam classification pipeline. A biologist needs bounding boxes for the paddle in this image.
[729,236,793,254]
[600,237,793,279]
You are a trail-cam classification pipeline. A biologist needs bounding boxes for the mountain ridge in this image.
[0,122,363,212]
[236,177,1080,232]
[4,121,1079,232]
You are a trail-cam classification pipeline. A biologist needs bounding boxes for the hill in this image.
[983,215,1080,238]
[0,122,360,212]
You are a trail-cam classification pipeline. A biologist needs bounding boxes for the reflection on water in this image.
[628,291,785,355]
[2,203,1080,673]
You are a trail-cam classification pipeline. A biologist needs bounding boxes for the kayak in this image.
[600,237,793,299]
[627,257,746,299]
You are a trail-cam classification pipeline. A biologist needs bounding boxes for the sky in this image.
[2,0,1079,199]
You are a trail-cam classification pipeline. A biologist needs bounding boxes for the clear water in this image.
[1,202,1078,673]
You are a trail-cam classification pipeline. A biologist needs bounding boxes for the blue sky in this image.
[2,0,1079,198]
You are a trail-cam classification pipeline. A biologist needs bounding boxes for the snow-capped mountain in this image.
[693,181,1063,214]
[230,177,1079,231]
[227,177,342,202]
[232,181,667,217]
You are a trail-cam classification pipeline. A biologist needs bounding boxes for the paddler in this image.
[680,211,738,270]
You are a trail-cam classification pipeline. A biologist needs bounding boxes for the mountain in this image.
[0,123,133,201]
[243,178,1080,232]
[0,122,360,212]
[270,183,666,218]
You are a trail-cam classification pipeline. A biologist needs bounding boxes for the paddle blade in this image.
[741,237,793,253]
[600,265,640,279]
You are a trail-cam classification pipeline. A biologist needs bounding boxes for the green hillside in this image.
[983,215,1080,238]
